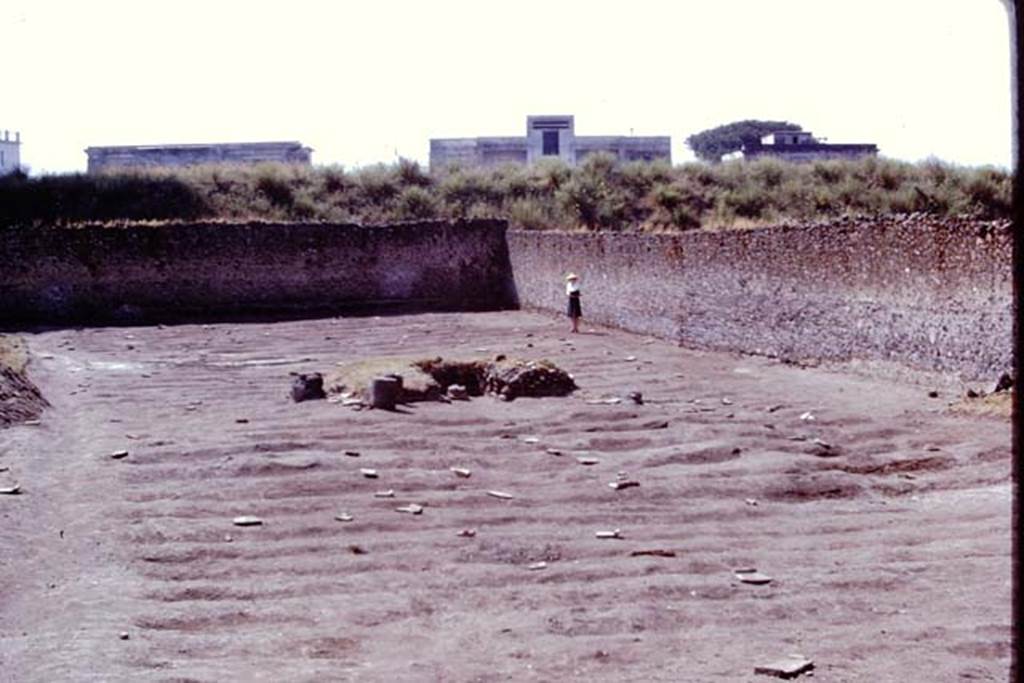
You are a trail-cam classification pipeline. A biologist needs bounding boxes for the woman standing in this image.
[565,273,582,333]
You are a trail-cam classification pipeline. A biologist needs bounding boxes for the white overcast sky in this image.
[3,0,1014,174]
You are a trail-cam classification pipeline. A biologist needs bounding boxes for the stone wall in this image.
[508,217,1012,382]
[0,220,517,325]
[1,215,1010,382]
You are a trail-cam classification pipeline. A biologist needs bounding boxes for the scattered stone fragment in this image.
[291,373,326,402]
[344,450,360,457]
[643,420,669,430]
[374,489,395,498]
[745,498,759,506]
[457,528,477,538]
[546,448,564,456]
[0,485,22,495]
[23,419,41,426]
[624,356,637,362]
[595,529,622,539]
[927,390,939,398]
[348,544,367,554]
[450,467,472,478]
[609,480,640,491]
[235,418,249,424]
[735,568,773,585]
[991,372,1014,393]
[753,654,814,679]
[788,435,808,442]
[799,411,815,421]
[628,391,644,405]
[487,490,515,500]
[630,549,675,558]
[334,513,354,522]
[925,446,941,452]
[396,503,424,515]
[232,516,263,527]
[110,449,129,460]
[811,438,831,449]
[360,468,379,479]
[966,388,980,399]
[586,397,622,405]
[118,631,130,641]
[528,561,548,571]
[521,436,540,444]
[721,397,733,405]
[766,404,784,413]
[447,384,469,401]
[577,456,599,466]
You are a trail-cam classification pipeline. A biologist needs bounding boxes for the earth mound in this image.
[0,335,49,427]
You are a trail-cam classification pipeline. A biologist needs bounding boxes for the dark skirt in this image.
[567,293,582,318]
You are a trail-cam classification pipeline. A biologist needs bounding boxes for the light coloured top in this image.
[566,280,581,295]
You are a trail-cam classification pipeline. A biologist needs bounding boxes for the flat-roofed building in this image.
[0,130,21,175]
[85,141,313,173]
[430,115,670,169]
[742,130,878,162]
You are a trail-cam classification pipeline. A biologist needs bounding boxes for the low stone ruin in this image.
[319,355,576,406]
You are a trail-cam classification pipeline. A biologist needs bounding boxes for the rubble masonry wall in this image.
[0,220,518,324]
[507,218,1012,381]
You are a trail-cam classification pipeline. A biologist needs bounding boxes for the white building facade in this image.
[0,130,21,175]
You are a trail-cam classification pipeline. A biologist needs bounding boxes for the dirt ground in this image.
[0,311,1013,682]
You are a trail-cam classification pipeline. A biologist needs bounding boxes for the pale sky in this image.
[3,0,1014,174]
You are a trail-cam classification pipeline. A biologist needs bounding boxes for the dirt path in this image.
[0,311,1012,681]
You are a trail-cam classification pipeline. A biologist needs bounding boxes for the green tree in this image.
[686,120,804,163]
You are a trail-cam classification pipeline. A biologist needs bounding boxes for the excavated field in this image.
[0,311,1012,681]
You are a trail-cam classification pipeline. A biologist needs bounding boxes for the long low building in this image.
[741,130,878,162]
[430,115,671,169]
[85,141,313,173]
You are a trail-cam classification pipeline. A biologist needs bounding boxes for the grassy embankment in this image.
[0,154,1011,230]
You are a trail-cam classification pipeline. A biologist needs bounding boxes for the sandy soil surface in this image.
[0,311,1012,682]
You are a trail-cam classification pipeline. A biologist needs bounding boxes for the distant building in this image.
[430,115,671,169]
[742,130,878,162]
[0,130,21,175]
[85,141,313,173]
